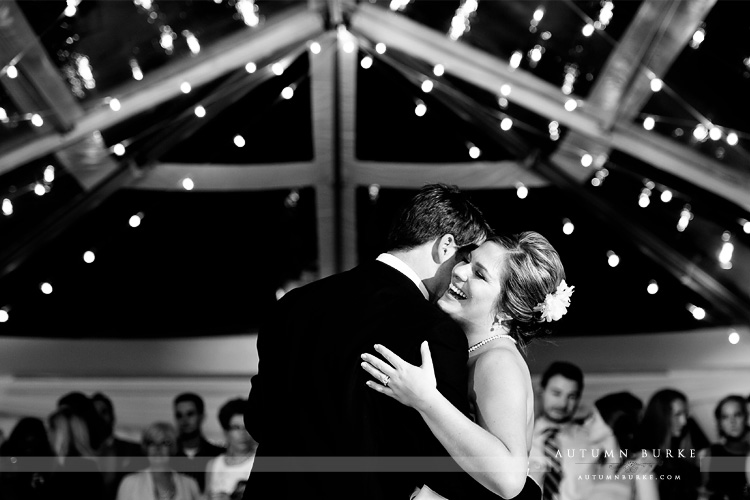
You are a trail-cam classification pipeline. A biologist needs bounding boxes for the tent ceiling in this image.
[0,0,748,338]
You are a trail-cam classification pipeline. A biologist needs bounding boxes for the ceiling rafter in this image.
[552,0,716,182]
[0,0,120,190]
[348,3,750,212]
[0,5,326,176]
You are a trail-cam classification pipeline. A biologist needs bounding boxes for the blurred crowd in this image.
[0,392,256,500]
[0,365,748,500]
[530,361,750,500]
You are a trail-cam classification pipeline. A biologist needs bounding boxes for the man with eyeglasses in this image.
[174,392,225,492]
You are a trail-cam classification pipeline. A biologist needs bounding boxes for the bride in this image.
[361,232,573,499]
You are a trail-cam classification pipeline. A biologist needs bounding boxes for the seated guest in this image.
[699,394,750,500]
[116,422,201,500]
[205,398,257,500]
[173,392,224,491]
[91,392,146,500]
[0,417,55,500]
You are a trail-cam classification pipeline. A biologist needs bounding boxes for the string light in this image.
[368,184,380,201]
[726,132,738,146]
[677,205,693,232]
[159,26,176,54]
[182,178,194,191]
[281,86,294,99]
[533,7,544,22]
[6,65,18,79]
[660,189,672,202]
[500,117,513,131]
[361,56,373,69]
[467,143,481,159]
[180,82,191,94]
[234,135,246,147]
[728,329,740,344]
[516,183,528,199]
[2,198,12,216]
[689,27,705,49]
[389,0,412,11]
[647,280,659,294]
[271,63,284,76]
[643,116,655,130]
[500,84,512,97]
[40,282,53,295]
[564,99,578,112]
[580,153,593,167]
[509,51,522,69]
[0,107,7,122]
[528,45,543,64]
[562,218,574,235]
[740,218,750,234]
[183,30,200,54]
[687,303,706,320]
[129,213,144,228]
[31,114,43,127]
[375,43,386,54]
[607,250,620,267]
[433,64,445,76]
[113,143,125,156]
[34,183,45,196]
[342,40,355,53]
[194,105,206,118]
[649,78,663,92]
[421,80,433,93]
[693,123,708,141]
[0,308,8,323]
[44,165,55,183]
[414,100,427,116]
[130,59,143,81]
[448,0,479,41]
[709,127,721,141]
[245,62,257,73]
[309,42,321,55]
[582,23,595,37]
[718,231,733,269]
[83,250,95,264]
[236,0,259,27]
[108,98,121,111]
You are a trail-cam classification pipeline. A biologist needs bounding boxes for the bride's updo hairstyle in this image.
[493,231,566,348]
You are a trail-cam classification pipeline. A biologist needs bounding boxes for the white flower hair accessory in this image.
[534,280,575,322]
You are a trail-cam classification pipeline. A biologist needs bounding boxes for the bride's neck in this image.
[464,320,497,347]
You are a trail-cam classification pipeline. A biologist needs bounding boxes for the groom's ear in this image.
[436,234,456,263]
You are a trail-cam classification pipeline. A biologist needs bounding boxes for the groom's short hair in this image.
[386,183,490,252]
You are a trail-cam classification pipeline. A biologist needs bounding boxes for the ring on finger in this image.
[383,375,390,387]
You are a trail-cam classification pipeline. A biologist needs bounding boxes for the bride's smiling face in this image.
[437,241,506,329]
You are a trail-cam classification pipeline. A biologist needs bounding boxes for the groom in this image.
[244,184,491,499]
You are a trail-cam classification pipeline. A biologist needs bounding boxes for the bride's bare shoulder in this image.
[474,346,529,384]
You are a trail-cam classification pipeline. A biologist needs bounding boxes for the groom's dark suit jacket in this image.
[243,259,478,499]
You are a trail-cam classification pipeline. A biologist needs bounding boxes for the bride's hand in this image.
[361,341,439,410]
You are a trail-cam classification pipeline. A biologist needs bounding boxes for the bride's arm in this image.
[362,342,529,499]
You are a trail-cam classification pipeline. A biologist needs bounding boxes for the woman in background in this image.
[698,395,750,500]
[0,417,55,500]
[634,389,702,500]
[47,406,105,500]
[117,422,201,500]
[205,398,257,500]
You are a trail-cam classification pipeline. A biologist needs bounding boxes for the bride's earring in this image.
[490,318,501,332]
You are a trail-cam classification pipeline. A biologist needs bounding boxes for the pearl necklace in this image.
[467,334,516,353]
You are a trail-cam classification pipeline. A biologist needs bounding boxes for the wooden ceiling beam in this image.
[0,6,325,175]
[349,3,750,212]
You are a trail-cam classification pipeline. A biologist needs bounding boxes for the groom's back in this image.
[245,260,470,499]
